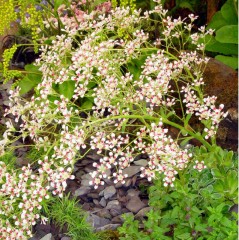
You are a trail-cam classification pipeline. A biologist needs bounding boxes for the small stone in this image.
[61,237,71,240]
[103,178,114,185]
[75,170,85,179]
[15,157,29,166]
[40,233,54,240]
[127,189,140,198]
[134,159,148,167]
[87,193,99,199]
[110,208,121,217]
[121,208,130,214]
[96,224,121,232]
[123,178,132,187]
[103,186,117,200]
[93,199,100,206]
[87,214,110,229]
[82,203,91,211]
[3,100,10,106]
[106,200,120,210]
[85,166,95,173]
[126,196,146,213]
[112,215,122,224]
[81,173,93,180]
[81,179,91,187]
[87,154,101,160]
[77,159,93,166]
[99,198,107,207]
[97,209,111,219]
[99,189,104,197]
[122,166,142,178]
[115,182,123,188]
[135,207,151,220]
[74,187,91,197]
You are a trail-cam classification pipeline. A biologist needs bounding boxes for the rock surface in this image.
[39,234,54,240]
[203,58,238,151]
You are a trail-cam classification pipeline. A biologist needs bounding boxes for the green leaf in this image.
[211,168,222,178]
[87,81,97,89]
[207,12,229,30]
[81,99,93,110]
[58,81,75,99]
[221,0,238,25]
[215,25,238,44]
[171,206,181,218]
[226,170,238,194]
[180,137,194,147]
[215,55,238,69]
[175,232,192,239]
[18,77,35,95]
[54,0,67,10]
[221,217,233,228]
[18,64,42,94]
[213,180,225,192]
[205,36,238,55]
[211,193,223,200]
[178,2,194,12]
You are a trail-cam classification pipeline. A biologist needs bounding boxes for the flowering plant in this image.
[0,0,229,238]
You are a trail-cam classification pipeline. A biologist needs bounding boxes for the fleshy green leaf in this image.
[81,99,94,110]
[207,12,228,30]
[205,35,238,55]
[58,80,75,99]
[215,55,238,69]
[215,25,238,44]
[175,232,192,239]
[18,64,42,95]
[178,2,194,12]
[221,0,238,25]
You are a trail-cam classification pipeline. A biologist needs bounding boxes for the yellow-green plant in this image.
[0,0,17,35]
[0,0,45,52]
[2,44,22,83]
[113,0,136,11]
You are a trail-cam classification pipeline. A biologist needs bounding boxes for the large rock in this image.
[203,58,238,151]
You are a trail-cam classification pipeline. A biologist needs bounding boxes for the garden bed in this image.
[0,1,238,240]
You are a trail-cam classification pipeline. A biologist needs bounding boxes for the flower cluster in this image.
[0,1,227,237]
[88,122,192,189]
[182,85,228,139]
[0,162,49,239]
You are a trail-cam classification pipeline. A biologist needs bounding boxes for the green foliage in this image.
[58,81,76,100]
[2,44,22,83]
[168,0,204,13]
[206,0,238,69]
[18,64,42,95]
[0,0,17,35]
[45,194,99,240]
[119,146,238,239]
[0,151,17,169]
